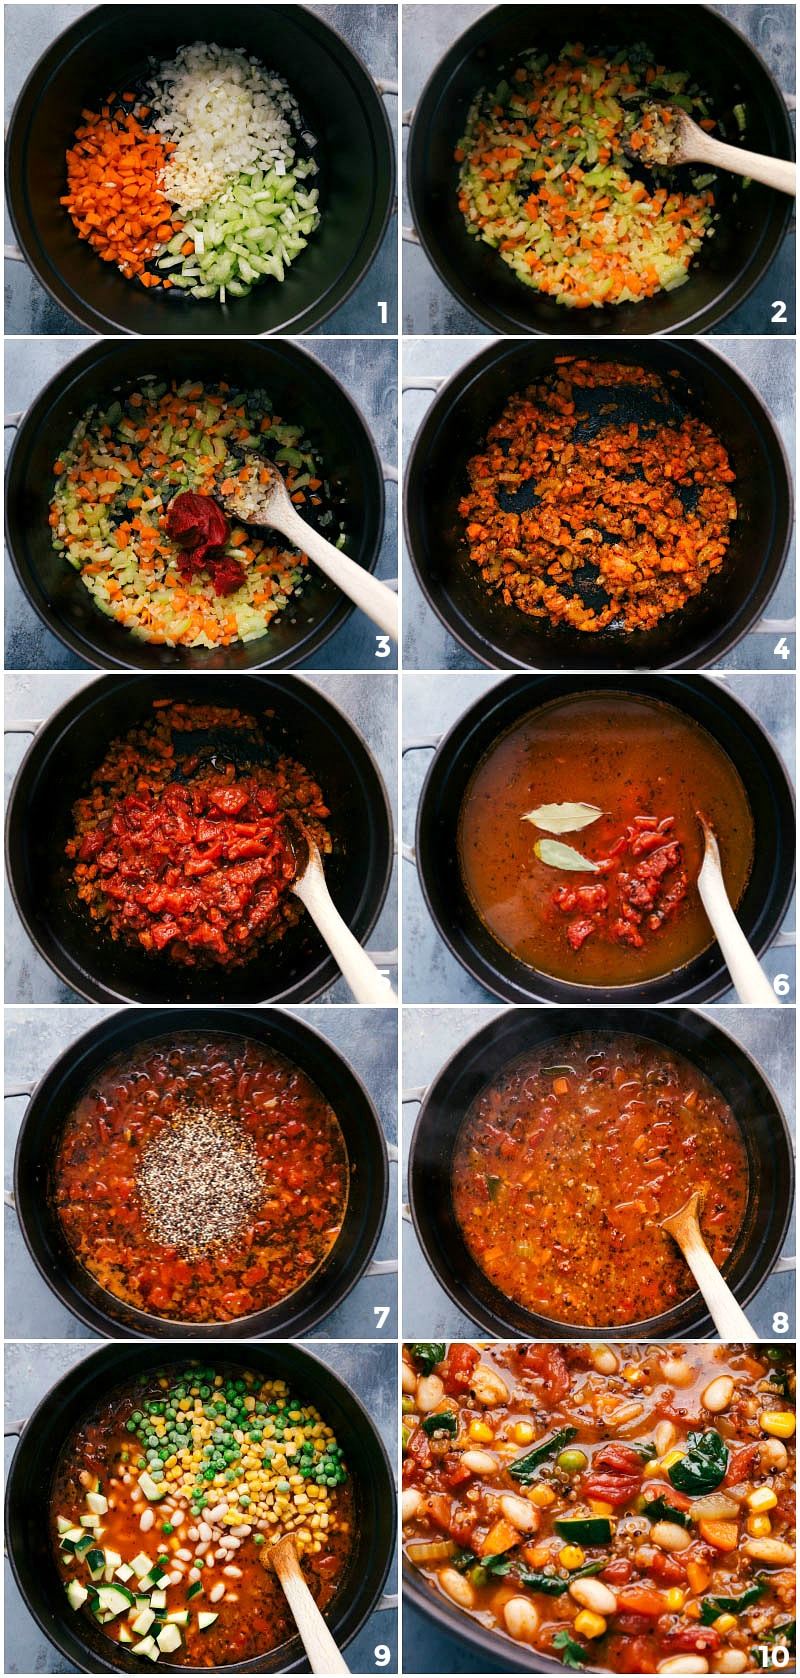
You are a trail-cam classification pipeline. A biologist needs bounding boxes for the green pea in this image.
[556,1448,588,1475]
[162,1524,173,1535]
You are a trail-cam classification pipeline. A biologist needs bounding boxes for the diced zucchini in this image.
[138,1471,167,1502]
[166,1610,189,1626]
[131,1635,160,1661]
[135,1594,153,1610]
[74,1534,95,1557]
[97,1585,134,1618]
[85,1549,106,1582]
[186,1581,204,1601]
[150,1589,167,1610]
[131,1607,156,1636]
[553,1515,612,1544]
[115,1563,134,1583]
[80,1513,101,1529]
[86,1491,109,1515]
[117,1625,134,1645]
[157,1625,182,1655]
[66,1580,88,1611]
[57,1516,73,1535]
[131,1553,154,1580]
[103,1550,122,1581]
[198,1612,219,1631]
[60,1527,86,1549]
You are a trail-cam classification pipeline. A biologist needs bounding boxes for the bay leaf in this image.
[534,838,599,873]
[522,801,603,834]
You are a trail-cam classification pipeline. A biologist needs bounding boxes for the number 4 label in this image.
[773,636,791,660]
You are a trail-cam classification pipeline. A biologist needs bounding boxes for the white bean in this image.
[592,1347,619,1375]
[402,1362,417,1395]
[416,1375,445,1413]
[759,1439,789,1471]
[198,1521,213,1542]
[660,1357,694,1388]
[171,1515,184,1532]
[223,1565,243,1579]
[569,1577,617,1615]
[214,1549,227,1562]
[742,1538,795,1565]
[438,1567,476,1610]
[713,1654,748,1674]
[659,1660,708,1674]
[139,1509,154,1533]
[187,1526,199,1541]
[167,1570,183,1588]
[402,1489,424,1522]
[207,1503,228,1523]
[471,1365,510,1407]
[209,1583,226,1604]
[503,1598,540,1644]
[652,1521,692,1553]
[175,1548,192,1563]
[499,1494,539,1533]
[231,1525,251,1537]
[654,1420,676,1457]
[613,1401,644,1425]
[701,1376,735,1415]
[196,1541,209,1556]
[188,1568,201,1584]
[460,1450,498,1475]
[122,1472,132,1485]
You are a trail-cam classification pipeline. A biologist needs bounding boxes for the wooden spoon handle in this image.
[295,862,398,1006]
[674,1230,758,1340]
[272,1552,350,1674]
[698,136,795,195]
[273,501,398,641]
[697,859,778,1007]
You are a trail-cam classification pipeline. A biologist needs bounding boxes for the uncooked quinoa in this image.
[139,1108,268,1257]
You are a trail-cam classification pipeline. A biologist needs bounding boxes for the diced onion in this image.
[689,1493,740,1520]
[406,1539,457,1565]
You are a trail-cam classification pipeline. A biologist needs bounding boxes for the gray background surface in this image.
[4,3,398,337]
[401,670,796,1004]
[4,1340,398,1675]
[401,1003,796,1339]
[402,2,796,336]
[4,337,398,671]
[401,335,797,672]
[4,1005,398,1340]
[4,670,398,1003]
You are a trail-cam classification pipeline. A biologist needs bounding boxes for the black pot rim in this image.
[5,673,395,1003]
[406,1,795,338]
[403,1562,596,1675]
[6,1,396,336]
[413,674,796,1004]
[407,1003,795,1339]
[402,337,794,672]
[5,337,388,672]
[12,1003,390,1339]
[5,1341,397,1675]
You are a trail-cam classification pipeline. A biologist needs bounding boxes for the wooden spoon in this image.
[220,460,398,641]
[661,1190,757,1340]
[633,105,795,195]
[261,1534,350,1674]
[286,815,397,1006]
[696,811,778,1007]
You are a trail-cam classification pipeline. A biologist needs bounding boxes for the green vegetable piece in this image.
[410,1344,446,1375]
[534,839,599,873]
[553,1628,588,1669]
[644,1495,690,1528]
[700,1578,768,1624]
[762,1622,795,1652]
[553,1516,612,1545]
[556,1448,588,1475]
[421,1412,458,1438]
[668,1429,729,1495]
[486,1175,502,1201]
[509,1427,578,1481]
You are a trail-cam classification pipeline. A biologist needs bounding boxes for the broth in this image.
[457,692,755,986]
[452,1033,750,1326]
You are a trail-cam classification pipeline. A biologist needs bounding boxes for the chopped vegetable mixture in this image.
[50,378,346,648]
[459,360,737,635]
[456,43,718,307]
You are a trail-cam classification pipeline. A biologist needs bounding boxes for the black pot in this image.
[13,1006,390,1338]
[408,1006,794,1339]
[5,339,388,671]
[404,338,793,670]
[413,675,795,1003]
[5,1343,396,1674]
[406,3,794,337]
[6,674,393,1003]
[6,3,395,335]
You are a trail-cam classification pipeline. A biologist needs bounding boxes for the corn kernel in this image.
[559,1546,585,1570]
[712,1615,737,1636]
[469,1421,494,1443]
[512,1421,535,1445]
[589,1500,614,1518]
[643,1459,663,1478]
[659,1449,686,1472]
[747,1514,772,1538]
[665,1590,685,1611]
[529,1484,557,1509]
[747,1487,778,1513]
[760,1411,796,1439]
[574,1611,606,1640]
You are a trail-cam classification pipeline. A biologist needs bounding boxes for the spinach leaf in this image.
[700,1579,767,1625]
[452,1548,514,1578]
[409,1343,445,1375]
[509,1426,578,1482]
[629,1440,658,1460]
[669,1429,729,1495]
[644,1495,690,1528]
[763,1622,796,1652]
[553,1629,588,1669]
[421,1411,457,1437]
[518,1561,606,1596]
